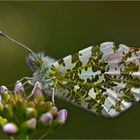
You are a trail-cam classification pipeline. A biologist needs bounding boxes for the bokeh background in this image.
[0,1,140,139]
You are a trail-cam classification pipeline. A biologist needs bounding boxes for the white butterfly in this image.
[1,31,140,118]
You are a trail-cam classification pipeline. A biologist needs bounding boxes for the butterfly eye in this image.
[35,59,43,67]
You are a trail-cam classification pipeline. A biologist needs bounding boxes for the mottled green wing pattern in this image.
[49,42,140,117]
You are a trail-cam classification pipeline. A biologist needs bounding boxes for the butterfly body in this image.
[26,42,140,117]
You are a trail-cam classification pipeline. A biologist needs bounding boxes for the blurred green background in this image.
[0,1,140,139]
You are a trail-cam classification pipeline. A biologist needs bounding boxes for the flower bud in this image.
[50,106,58,115]
[56,109,68,124]
[45,101,53,110]
[34,87,42,96]
[3,123,18,134]
[0,86,10,102]
[14,80,24,94]
[33,87,44,101]
[21,118,37,134]
[13,99,27,118]
[28,101,35,108]
[25,118,37,129]
[0,86,9,94]
[37,101,48,115]
[26,107,37,118]
[40,112,53,125]
[9,98,16,106]
[4,104,13,118]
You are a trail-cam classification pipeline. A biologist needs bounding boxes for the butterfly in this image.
[1,31,140,118]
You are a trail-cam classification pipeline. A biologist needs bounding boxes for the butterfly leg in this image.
[19,77,34,97]
[19,76,35,83]
[5,77,33,88]
[27,81,41,99]
[52,88,55,106]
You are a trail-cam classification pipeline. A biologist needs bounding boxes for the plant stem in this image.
[10,136,15,140]
[26,135,29,140]
[38,130,49,140]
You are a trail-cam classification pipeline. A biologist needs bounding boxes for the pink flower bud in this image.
[3,123,18,134]
[33,87,44,101]
[40,112,53,125]
[34,87,43,97]
[56,109,68,124]
[26,118,37,129]
[0,86,8,94]
[14,80,24,93]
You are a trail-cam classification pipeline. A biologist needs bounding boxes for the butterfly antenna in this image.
[0,31,35,54]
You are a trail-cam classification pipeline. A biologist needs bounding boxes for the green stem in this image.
[10,136,15,140]
[38,130,49,140]
[26,135,29,140]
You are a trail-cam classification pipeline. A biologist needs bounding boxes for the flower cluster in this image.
[0,82,68,139]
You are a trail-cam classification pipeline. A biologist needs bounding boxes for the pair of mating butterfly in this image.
[0,31,140,118]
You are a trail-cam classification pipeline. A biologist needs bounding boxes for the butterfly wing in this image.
[49,42,140,117]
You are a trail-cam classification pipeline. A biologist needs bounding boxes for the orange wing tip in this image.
[129,47,140,51]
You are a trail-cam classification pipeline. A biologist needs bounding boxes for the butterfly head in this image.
[0,31,55,73]
[26,52,45,72]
